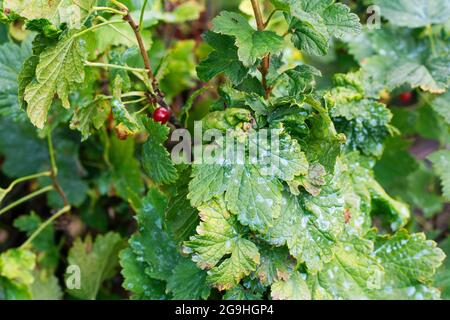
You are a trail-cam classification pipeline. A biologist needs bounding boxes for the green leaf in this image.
[430,91,450,125]
[435,237,450,299]
[166,258,210,300]
[264,191,340,272]
[196,31,250,85]
[225,164,282,233]
[0,41,31,120]
[247,129,309,181]
[345,153,410,231]
[211,11,284,67]
[129,188,179,281]
[108,135,145,202]
[0,249,36,286]
[119,248,168,300]
[0,118,48,177]
[24,30,87,128]
[157,40,197,101]
[141,117,178,185]
[271,271,311,300]
[166,169,199,242]
[30,270,63,300]
[14,212,59,270]
[254,246,294,286]
[66,232,124,300]
[428,150,450,201]
[373,0,450,28]
[349,27,450,94]
[188,163,231,207]
[183,198,260,291]
[313,237,384,299]
[286,0,361,56]
[331,99,393,157]
[4,0,95,26]
[373,230,445,299]
[70,98,111,141]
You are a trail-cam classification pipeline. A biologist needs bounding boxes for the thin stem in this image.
[47,132,69,207]
[123,97,147,105]
[123,13,154,79]
[139,0,149,30]
[74,20,126,38]
[264,9,280,27]
[123,12,169,109]
[84,61,147,73]
[0,186,54,216]
[47,133,58,176]
[110,0,128,11]
[250,0,270,99]
[1,171,51,202]
[96,16,137,45]
[134,105,150,115]
[21,205,71,249]
[93,6,126,16]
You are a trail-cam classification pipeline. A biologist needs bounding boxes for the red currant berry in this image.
[153,107,171,124]
[399,92,413,105]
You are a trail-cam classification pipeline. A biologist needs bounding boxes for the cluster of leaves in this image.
[0,0,448,300]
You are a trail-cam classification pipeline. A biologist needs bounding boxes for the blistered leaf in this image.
[0,249,36,286]
[70,97,110,141]
[66,232,124,300]
[24,30,87,128]
[332,99,393,157]
[271,271,311,300]
[212,11,284,67]
[255,246,294,286]
[225,164,282,233]
[313,237,384,299]
[349,27,450,94]
[373,230,445,299]
[141,118,178,185]
[4,0,95,26]
[264,192,340,272]
[184,198,260,291]
[286,0,361,56]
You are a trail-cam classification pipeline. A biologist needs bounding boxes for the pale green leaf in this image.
[271,271,311,300]
[66,232,124,300]
[24,30,87,128]
[4,0,95,26]
[183,198,260,291]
